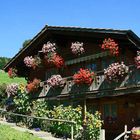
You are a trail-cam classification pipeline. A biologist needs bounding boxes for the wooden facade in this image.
[4,25,140,139]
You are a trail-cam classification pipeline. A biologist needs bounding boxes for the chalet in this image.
[4,25,140,139]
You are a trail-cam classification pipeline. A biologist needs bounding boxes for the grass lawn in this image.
[0,70,26,85]
[0,124,42,140]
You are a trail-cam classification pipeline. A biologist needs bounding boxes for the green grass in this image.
[0,124,42,140]
[0,70,26,85]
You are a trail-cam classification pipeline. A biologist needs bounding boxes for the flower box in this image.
[104,62,129,82]
[47,75,65,88]
[73,68,95,85]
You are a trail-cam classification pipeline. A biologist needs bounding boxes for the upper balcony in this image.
[39,65,140,98]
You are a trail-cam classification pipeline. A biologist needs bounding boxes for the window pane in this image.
[103,104,110,118]
[111,104,117,117]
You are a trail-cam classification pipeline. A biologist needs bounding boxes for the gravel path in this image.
[0,120,63,140]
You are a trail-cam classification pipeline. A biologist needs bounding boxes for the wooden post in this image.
[124,125,128,140]
[100,129,105,140]
[82,98,87,140]
[71,123,74,140]
[83,99,87,124]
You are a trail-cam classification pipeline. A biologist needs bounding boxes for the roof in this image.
[3,25,140,71]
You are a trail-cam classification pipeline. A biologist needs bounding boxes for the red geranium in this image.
[101,38,119,56]
[8,68,17,78]
[45,54,64,68]
[73,68,95,85]
[26,78,41,93]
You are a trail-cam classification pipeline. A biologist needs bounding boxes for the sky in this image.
[0,0,140,58]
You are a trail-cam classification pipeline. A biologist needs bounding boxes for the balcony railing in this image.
[39,65,140,98]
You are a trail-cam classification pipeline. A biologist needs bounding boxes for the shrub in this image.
[13,91,31,115]
[48,105,102,140]
[0,83,7,107]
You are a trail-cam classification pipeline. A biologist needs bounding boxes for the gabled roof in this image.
[3,25,140,71]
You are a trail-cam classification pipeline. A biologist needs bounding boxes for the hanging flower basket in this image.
[73,68,95,85]
[101,38,119,56]
[104,62,129,82]
[47,75,65,87]
[71,42,84,55]
[42,41,56,54]
[131,127,140,140]
[135,51,140,69]
[24,56,41,69]
[26,78,41,93]
[8,67,17,78]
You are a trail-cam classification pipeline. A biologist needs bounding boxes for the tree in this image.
[20,39,31,50]
[0,57,11,69]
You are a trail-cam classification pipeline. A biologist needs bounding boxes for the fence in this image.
[0,108,76,140]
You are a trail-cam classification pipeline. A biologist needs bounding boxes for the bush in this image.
[0,83,7,107]
[47,105,102,140]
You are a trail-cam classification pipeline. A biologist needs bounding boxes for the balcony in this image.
[39,66,140,98]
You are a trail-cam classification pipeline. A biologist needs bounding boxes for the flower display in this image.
[71,42,84,55]
[131,127,140,140]
[26,78,41,93]
[42,41,56,54]
[47,75,65,87]
[104,62,129,82]
[24,56,41,69]
[48,54,64,68]
[135,51,140,69]
[101,38,119,56]
[6,83,19,97]
[73,68,95,85]
[8,67,17,78]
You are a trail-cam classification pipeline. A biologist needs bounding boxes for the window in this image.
[103,103,117,123]
[87,104,99,114]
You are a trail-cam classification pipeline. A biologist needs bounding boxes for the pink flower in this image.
[47,75,65,87]
[42,41,56,54]
[71,42,84,55]
[104,62,129,82]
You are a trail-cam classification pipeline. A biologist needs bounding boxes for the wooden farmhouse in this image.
[4,25,140,139]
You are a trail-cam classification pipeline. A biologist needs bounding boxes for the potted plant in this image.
[131,127,140,140]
